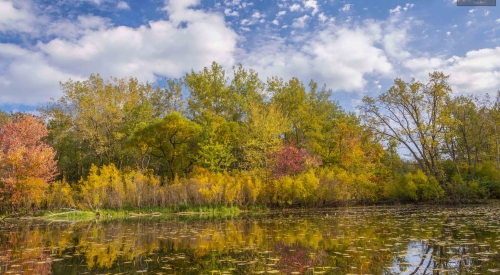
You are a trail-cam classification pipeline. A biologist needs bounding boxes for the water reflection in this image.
[1,206,500,274]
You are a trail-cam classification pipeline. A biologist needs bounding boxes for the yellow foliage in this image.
[78,164,162,209]
[271,170,319,206]
[353,173,378,202]
[45,179,74,209]
[79,164,108,209]
[196,172,224,205]
[239,171,263,204]
[223,173,242,206]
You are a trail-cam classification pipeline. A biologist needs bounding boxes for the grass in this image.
[36,205,246,222]
[99,205,242,215]
[1,204,263,222]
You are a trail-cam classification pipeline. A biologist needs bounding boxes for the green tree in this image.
[185,62,231,121]
[268,77,308,145]
[445,95,489,178]
[196,114,238,173]
[130,112,201,181]
[228,64,265,123]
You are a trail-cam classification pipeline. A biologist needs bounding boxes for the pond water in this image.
[1,205,500,274]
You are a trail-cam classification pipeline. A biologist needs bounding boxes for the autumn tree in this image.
[185,62,231,121]
[130,112,201,181]
[228,64,265,122]
[0,110,9,124]
[0,114,58,211]
[40,74,156,181]
[359,72,452,180]
[185,62,265,123]
[272,140,320,178]
[196,114,238,173]
[268,77,308,145]
[445,95,490,178]
[149,78,185,117]
[240,103,290,174]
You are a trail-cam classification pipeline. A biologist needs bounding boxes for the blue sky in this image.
[0,0,499,113]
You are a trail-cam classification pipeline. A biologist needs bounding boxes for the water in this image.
[1,205,500,274]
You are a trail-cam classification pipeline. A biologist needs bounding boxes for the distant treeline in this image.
[1,62,500,213]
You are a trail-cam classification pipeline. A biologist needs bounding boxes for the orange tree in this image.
[0,114,58,212]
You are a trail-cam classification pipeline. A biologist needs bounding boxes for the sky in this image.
[0,0,499,113]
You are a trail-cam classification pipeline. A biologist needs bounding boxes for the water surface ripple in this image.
[1,205,500,274]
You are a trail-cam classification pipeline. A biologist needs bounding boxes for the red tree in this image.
[272,140,321,178]
[0,114,58,210]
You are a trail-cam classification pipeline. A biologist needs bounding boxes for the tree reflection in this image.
[0,206,500,274]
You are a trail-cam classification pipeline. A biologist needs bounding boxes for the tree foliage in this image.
[0,114,58,211]
[360,72,452,179]
[4,63,500,211]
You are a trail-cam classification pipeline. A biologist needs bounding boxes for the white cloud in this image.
[403,3,414,11]
[241,19,250,25]
[497,18,500,23]
[241,1,253,7]
[382,13,412,61]
[447,31,451,35]
[272,19,279,25]
[484,10,490,16]
[0,44,79,105]
[466,20,472,26]
[340,4,351,12]
[404,47,500,94]
[0,0,39,33]
[469,9,476,13]
[292,15,310,28]
[224,8,239,16]
[46,15,112,40]
[303,0,319,16]
[252,11,264,19]
[318,12,327,23]
[290,3,302,12]
[382,26,410,59]
[224,0,241,6]
[117,1,130,10]
[389,6,401,14]
[240,21,393,92]
[276,11,286,17]
[0,0,238,105]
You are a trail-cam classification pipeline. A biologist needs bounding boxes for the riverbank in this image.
[3,199,498,223]
[0,205,270,222]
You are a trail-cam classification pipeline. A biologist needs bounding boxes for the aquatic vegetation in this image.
[1,205,500,274]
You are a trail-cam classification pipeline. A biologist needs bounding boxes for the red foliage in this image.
[275,242,328,274]
[271,140,321,178]
[0,114,58,208]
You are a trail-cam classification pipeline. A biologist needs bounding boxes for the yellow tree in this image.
[40,74,155,181]
[359,72,452,179]
[240,103,290,177]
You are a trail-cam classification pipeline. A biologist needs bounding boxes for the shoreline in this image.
[2,200,498,223]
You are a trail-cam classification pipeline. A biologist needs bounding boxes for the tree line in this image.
[1,62,500,213]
